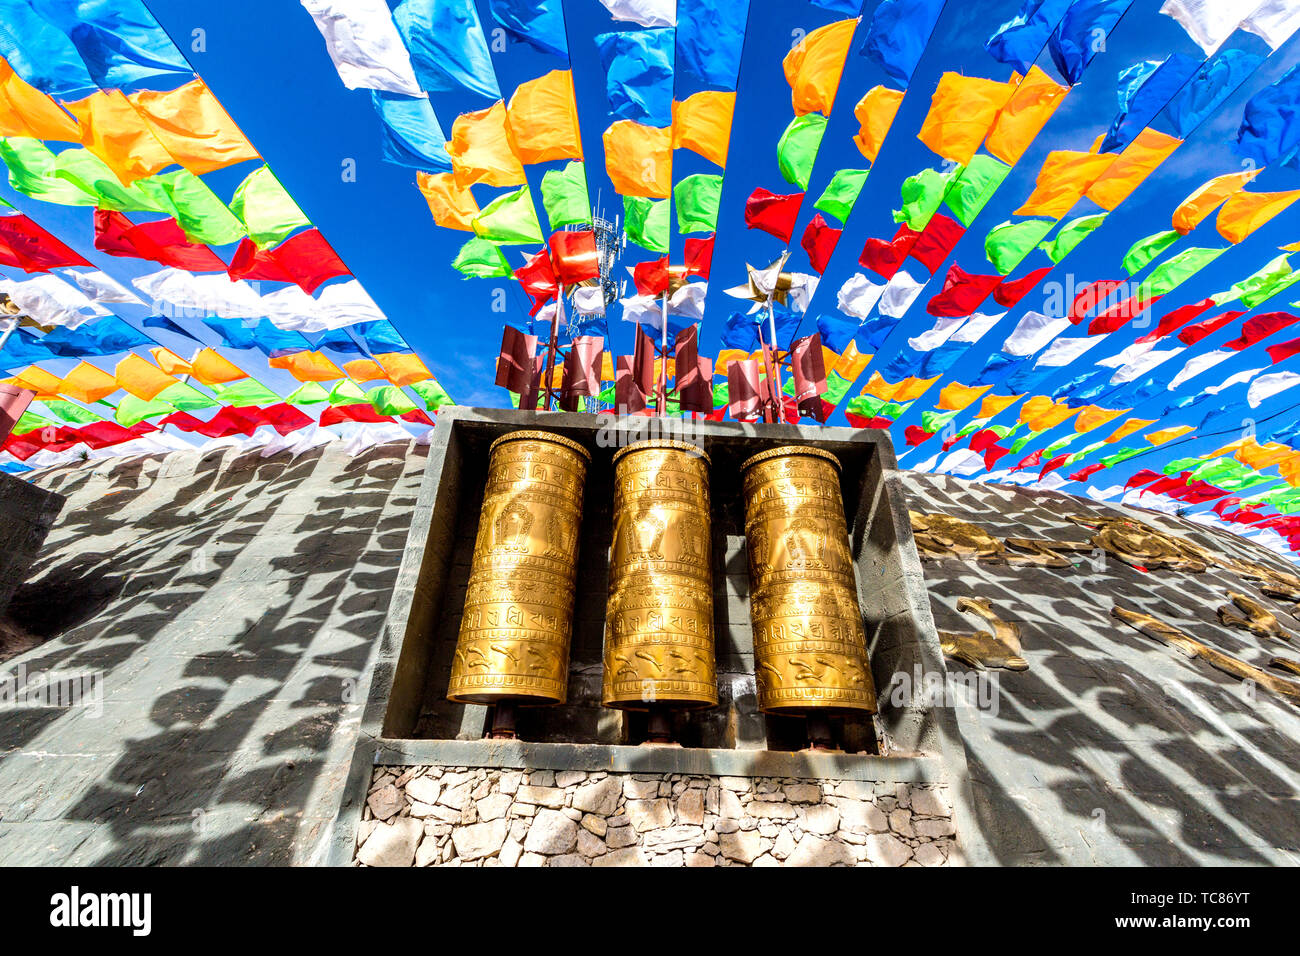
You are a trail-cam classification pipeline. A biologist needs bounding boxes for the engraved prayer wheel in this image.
[603,439,717,709]
[741,446,876,714]
[446,430,589,705]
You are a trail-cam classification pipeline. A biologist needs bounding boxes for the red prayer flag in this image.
[800,213,840,274]
[514,248,559,314]
[1178,310,1243,345]
[548,229,600,284]
[904,425,933,446]
[684,234,714,278]
[0,213,91,272]
[1087,294,1158,335]
[926,264,1003,317]
[228,229,351,293]
[93,210,226,271]
[1224,311,1300,350]
[1067,279,1126,324]
[1136,298,1214,343]
[744,187,804,243]
[632,256,671,296]
[858,223,918,280]
[909,214,964,273]
[992,266,1052,307]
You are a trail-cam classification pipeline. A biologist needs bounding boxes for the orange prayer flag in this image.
[343,359,386,382]
[13,365,61,400]
[64,89,172,184]
[853,85,903,163]
[917,72,1016,166]
[976,393,1023,419]
[1172,169,1259,235]
[376,352,433,387]
[446,100,526,188]
[1217,189,1300,244]
[672,90,734,168]
[1281,240,1300,252]
[0,58,79,141]
[59,361,117,403]
[416,172,479,231]
[600,352,615,382]
[832,341,872,381]
[1280,456,1300,487]
[270,350,343,383]
[1103,417,1155,443]
[506,69,583,165]
[114,354,176,400]
[936,382,991,411]
[1018,396,1077,431]
[190,348,250,386]
[603,120,671,198]
[715,349,752,376]
[1145,424,1194,445]
[1235,439,1294,470]
[862,373,938,403]
[783,18,858,117]
[150,347,191,377]
[1085,128,1181,211]
[126,79,259,175]
[1014,150,1117,219]
[1073,405,1127,433]
[985,66,1069,166]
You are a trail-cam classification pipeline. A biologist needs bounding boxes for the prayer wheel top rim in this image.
[489,428,591,462]
[740,444,841,475]
[611,437,711,466]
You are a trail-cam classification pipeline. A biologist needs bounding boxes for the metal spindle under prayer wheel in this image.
[603,439,718,744]
[446,430,590,739]
[741,446,876,751]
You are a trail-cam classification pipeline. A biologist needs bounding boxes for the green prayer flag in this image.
[777,113,827,190]
[139,170,246,246]
[597,384,616,405]
[1231,254,1300,308]
[12,410,51,434]
[54,148,165,213]
[539,161,591,228]
[984,219,1055,274]
[410,379,454,410]
[674,173,723,234]
[229,166,312,248]
[943,155,1010,227]
[814,169,869,224]
[1122,229,1179,276]
[115,393,173,427]
[920,409,959,432]
[0,137,92,204]
[452,236,512,278]
[1039,214,1106,264]
[286,381,330,404]
[845,395,885,417]
[42,401,100,426]
[367,385,417,416]
[328,380,368,405]
[214,379,280,407]
[471,186,543,244]
[894,166,954,231]
[823,371,851,405]
[624,195,669,253]
[156,382,218,410]
[711,381,729,407]
[1139,247,1225,299]
[1099,446,1145,468]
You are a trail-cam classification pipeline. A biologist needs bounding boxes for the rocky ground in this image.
[355,765,957,867]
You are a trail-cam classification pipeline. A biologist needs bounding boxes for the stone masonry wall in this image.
[354,765,957,867]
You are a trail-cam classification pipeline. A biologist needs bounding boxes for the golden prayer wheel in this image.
[446,430,589,705]
[603,439,717,709]
[741,446,876,714]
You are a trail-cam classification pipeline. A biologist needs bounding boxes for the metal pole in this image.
[658,289,669,416]
[0,317,18,351]
[754,311,775,425]
[767,299,783,406]
[543,284,563,410]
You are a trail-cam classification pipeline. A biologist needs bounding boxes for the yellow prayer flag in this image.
[1217,188,1300,244]
[1014,150,1117,219]
[936,382,991,411]
[59,361,117,403]
[416,171,479,231]
[376,352,433,387]
[114,354,176,401]
[126,78,259,175]
[64,88,173,184]
[191,348,249,386]
[672,90,734,168]
[446,100,527,189]
[832,340,872,381]
[917,72,1016,166]
[783,18,858,117]
[343,359,386,382]
[853,85,903,163]
[985,66,1068,166]
[603,120,671,198]
[270,350,344,383]
[0,57,79,141]
[506,69,583,165]
[13,365,61,400]
[1085,128,1181,211]
[1145,424,1194,445]
[1172,169,1259,235]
